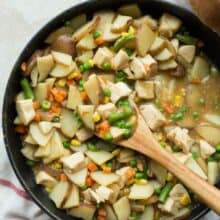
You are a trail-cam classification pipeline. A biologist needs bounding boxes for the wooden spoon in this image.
[110,112,220,215]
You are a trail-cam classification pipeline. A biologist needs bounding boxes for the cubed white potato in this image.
[90,171,120,186]
[118,4,142,18]
[35,171,58,188]
[166,126,194,153]
[68,204,96,220]
[63,184,80,208]
[51,51,72,66]
[29,122,54,146]
[113,196,131,220]
[99,74,115,82]
[158,197,178,214]
[45,77,56,89]
[76,33,96,50]
[72,15,100,42]
[97,103,116,119]
[85,150,114,165]
[116,166,133,188]
[186,157,207,179]
[133,15,158,30]
[21,144,36,161]
[199,140,216,159]
[16,99,35,125]
[65,168,88,187]
[50,61,76,78]
[136,23,156,56]
[84,74,104,105]
[93,47,114,68]
[204,114,220,127]
[173,152,191,164]
[154,48,173,61]
[178,45,196,63]
[24,133,37,145]
[135,80,155,99]
[61,152,86,172]
[60,108,80,138]
[149,36,166,54]
[66,85,83,110]
[110,127,126,141]
[171,38,179,52]
[111,14,133,33]
[158,59,178,70]
[34,82,49,104]
[111,50,130,70]
[49,181,70,208]
[37,54,55,82]
[105,204,118,220]
[77,105,95,130]
[103,23,121,42]
[96,185,114,201]
[159,13,182,38]
[14,116,22,125]
[130,57,149,79]
[139,205,154,220]
[38,121,61,134]
[140,54,158,75]
[76,50,94,63]
[109,82,132,103]
[140,104,166,131]
[75,128,93,142]
[208,161,219,184]
[34,144,51,158]
[108,184,120,204]
[129,183,154,200]
[169,184,190,202]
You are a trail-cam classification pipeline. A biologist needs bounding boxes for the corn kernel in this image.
[71,139,81,146]
[179,194,191,206]
[173,95,183,107]
[103,96,110,104]
[57,79,66,87]
[166,172,174,181]
[112,149,121,156]
[126,178,135,186]
[88,59,94,67]
[45,187,52,193]
[68,72,79,80]
[92,111,101,122]
[128,26,136,35]
[135,179,148,185]
[53,161,62,169]
[121,32,130,37]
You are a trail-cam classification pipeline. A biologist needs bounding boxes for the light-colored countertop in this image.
[0,0,219,219]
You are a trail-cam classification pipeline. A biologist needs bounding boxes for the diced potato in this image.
[76,34,97,50]
[76,50,93,63]
[34,144,51,158]
[51,51,72,66]
[24,133,37,145]
[68,204,96,220]
[50,61,76,78]
[204,114,220,127]
[85,150,114,165]
[149,37,166,55]
[154,48,173,62]
[99,74,115,82]
[139,205,154,220]
[117,149,135,163]
[111,15,133,33]
[113,196,131,220]
[72,16,100,42]
[140,54,158,75]
[110,127,126,141]
[77,105,95,130]
[129,183,154,200]
[135,80,155,99]
[76,127,93,142]
[105,205,118,220]
[38,121,60,134]
[118,4,142,18]
[90,171,120,186]
[171,38,179,53]
[158,59,178,70]
[65,168,88,187]
[45,77,56,89]
[30,66,39,87]
[21,144,37,161]
[67,14,87,31]
[60,108,79,138]
[136,23,156,56]
[84,75,104,105]
[208,162,219,184]
[63,184,80,208]
[35,171,58,188]
[66,85,83,110]
[49,181,70,208]
[34,82,49,104]
[37,55,55,82]
[108,184,121,204]
[178,45,196,63]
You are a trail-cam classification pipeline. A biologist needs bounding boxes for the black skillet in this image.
[2,0,220,219]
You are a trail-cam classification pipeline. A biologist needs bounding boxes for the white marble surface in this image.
[0,0,219,219]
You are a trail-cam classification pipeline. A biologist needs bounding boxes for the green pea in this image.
[106,161,113,168]
[160,142,167,148]
[171,112,184,121]
[154,99,161,107]
[79,64,85,72]
[123,106,133,117]
[104,133,113,142]
[81,185,88,190]
[103,88,111,97]
[102,62,111,70]
[52,116,60,122]
[179,106,188,113]
[199,98,205,106]
[83,62,92,70]
[63,141,70,149]
[116,99,130,107]
[192,112,200,119]
[130,159,137,167]
[216,144,220,153]
[192,152,200,160]
[41,100,51,111]
[123,129,132,139]
[93,31,101,39]
[135,172,145,179]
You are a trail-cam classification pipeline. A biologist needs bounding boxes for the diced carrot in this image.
[34,112,41,122]
[88,162,98,172]
[192,76,201,84]
[86,176,94,186]
[66,79,74,86]
[102,166,111,173]
[95,37,105,45]
[126,168,135,178]
[49,105,61,114]
[33,101,39,110]
[96,120,110,132]
[80,91,88,101]
[15,125,27,134]
[161,103,175,114]
[98,209,107,217]
[50,88,67,103]
[75,73,82,81]
[48,94,54,102]
[60,173,67,181]
[20,62,27,72]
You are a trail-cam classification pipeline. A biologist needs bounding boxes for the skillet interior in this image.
[2,0,220,219]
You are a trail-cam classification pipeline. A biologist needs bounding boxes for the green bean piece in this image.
[108,112,124,124]
[113,35,135,52]
[20,78,34,99]
[176,34,198,45]
[212,152,220,161]
[154,187,162,196]
[159,182,174,203]
[41,100,51,111]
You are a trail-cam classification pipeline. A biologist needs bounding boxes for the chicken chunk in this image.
[109,82,132,103]
[169,184,190,203]
[93,47,114,68]
[83,188,105,203]
[16,99,35,125]
[61,152,86,172]
[140,54,158,75]
[116,166,132,188]
[111,14,133,33]
[166,126,194,153]
[95,185,114,201]
[158,197,179,214]
[111,50,130,70]
[135,80,155,99]
[130,57,148,79]
[97,103,116,119]
[199,140,216,159]
[140,104,166,131]
[35,171,58,188]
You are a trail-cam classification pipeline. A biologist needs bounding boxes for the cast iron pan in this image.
[2,0,220,219]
